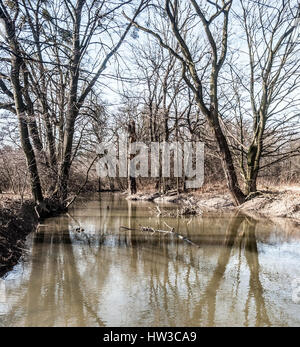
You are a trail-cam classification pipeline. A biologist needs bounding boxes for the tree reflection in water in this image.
[1,194,299,327]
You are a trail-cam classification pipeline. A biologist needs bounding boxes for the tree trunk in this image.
[245,173,258,196]
[58,108,78,203]
[128,120,137,195]
[43,109,57,169]
[22,67,50,167]
[11,61,44,204]
[245,144,260,195]
[209,114,246,205]
[4,12,44,204]
[245,114,265,196]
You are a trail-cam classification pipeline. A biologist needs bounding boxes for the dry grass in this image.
[240,189,300,219]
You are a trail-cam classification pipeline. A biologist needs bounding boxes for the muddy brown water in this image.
[0,193,300,327]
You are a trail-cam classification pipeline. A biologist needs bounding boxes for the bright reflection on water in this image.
[0,193,300,327]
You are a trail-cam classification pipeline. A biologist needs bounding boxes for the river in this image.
[0,193,300,326]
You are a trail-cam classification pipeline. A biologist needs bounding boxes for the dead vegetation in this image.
[239,190,300,220]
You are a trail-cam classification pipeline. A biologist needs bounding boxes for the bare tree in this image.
[225,0,300,194]
[124,0,248,205]
[0,1,44,204]
[0,0,148,207]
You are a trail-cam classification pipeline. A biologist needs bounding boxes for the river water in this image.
[0,193,300,327]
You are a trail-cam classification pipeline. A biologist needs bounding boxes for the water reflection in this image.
[0,194,300,327]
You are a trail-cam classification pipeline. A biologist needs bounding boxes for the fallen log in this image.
[120,222,199,248]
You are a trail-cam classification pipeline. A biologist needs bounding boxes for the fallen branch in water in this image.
[120,225,169,233]
[120,223,199,248]
[149,200,200,218]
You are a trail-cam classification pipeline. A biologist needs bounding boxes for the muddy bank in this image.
[0,197,64,277]
[127,189,300,221]
[0,199,38,277]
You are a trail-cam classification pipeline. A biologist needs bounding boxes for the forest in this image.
[0,0,300,329]
[0,0,299,211]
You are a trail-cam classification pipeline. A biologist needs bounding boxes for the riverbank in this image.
[0,197,38,277]
[0,195,64,277]
[127,185,300,221]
